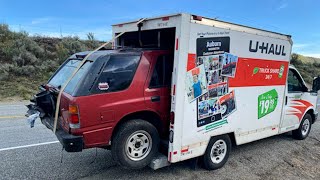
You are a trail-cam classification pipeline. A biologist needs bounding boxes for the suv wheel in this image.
[112,119,159,169]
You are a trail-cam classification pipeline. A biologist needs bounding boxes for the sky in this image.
[0,0,319,57]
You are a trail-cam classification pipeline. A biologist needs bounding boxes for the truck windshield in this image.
[48,59,92,94]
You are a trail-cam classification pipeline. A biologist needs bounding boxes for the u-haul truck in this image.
[27,13,320,171]
[112,13,319,170]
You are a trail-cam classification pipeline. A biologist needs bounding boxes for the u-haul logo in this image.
[249,40,286,56]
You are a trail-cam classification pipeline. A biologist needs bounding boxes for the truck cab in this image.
[280,66,318,135]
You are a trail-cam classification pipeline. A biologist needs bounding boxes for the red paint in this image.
[173,151,178,155]
[175,38,179,50]
[162,17,170,21]
[187,53,196,71]
[229,58,289,87]
[286,100,313,121]
[169,152,172,161]
[181,148,188,153]
[272,127,276,130]
[60,50,173,148]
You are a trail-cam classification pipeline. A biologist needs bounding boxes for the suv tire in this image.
[112,119,159,169]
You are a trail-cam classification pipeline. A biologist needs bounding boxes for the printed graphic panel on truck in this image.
[185,37,238,128]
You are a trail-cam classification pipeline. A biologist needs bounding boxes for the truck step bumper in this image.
[149,153,170,170]
[55,130,83,152]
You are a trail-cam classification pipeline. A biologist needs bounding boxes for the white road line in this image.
[0,141,59,152]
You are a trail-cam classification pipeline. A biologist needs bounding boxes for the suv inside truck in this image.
[28,27,176,169]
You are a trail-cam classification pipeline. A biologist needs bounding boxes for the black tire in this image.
[292,113,312,140]
[203,135,231,170]
[111,119,159,169]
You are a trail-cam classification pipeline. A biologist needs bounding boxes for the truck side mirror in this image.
[312,76,320,92]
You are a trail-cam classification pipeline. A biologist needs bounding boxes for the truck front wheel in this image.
[292,113,312,140]
[112,119,159,169]
[202,134,231,170]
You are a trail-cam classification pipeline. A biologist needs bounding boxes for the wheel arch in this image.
[111,110,163,142]
[305,109,316,124]
[227,132,237,146]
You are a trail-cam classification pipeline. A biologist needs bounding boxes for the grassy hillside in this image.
[0,24,319,100]
[291,53,320,84]
[0,24,102,100]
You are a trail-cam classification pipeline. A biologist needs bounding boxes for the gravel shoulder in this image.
[80,122,320,180]
[0,102,319,180]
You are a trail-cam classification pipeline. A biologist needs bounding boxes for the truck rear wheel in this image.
[202,134,231,170]
[292,113,312,140]
[112,119,159,169]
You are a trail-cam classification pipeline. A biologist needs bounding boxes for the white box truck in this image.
[112,13,319,169]
[28,13,320,170]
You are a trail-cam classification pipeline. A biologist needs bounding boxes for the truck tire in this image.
[202,134,231,170]
[292,113,312,140]
[112,119,159,169]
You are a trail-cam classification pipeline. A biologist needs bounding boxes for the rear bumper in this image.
[55,130,83,152]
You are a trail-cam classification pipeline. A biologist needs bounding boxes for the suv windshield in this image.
[48,59,92,94]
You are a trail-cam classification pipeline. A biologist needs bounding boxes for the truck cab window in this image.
[287,69,304,92]
[149,55,173,88]
[91,55,140,94]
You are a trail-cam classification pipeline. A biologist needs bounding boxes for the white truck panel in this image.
[174,18,291,161]
[110,13,317,165]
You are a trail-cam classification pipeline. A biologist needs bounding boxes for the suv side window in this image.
[91,55,140,94]
[149,55,173,88]
[287,69,304,92]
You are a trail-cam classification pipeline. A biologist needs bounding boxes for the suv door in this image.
[280,68,309,131]
[144,53,173,134]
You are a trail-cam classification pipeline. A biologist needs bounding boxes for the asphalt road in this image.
[0,101,320,180]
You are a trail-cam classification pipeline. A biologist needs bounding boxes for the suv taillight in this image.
[69,105,80,128]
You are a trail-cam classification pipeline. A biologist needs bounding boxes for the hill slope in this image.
[0,24,102,100]
[291,53,320,84]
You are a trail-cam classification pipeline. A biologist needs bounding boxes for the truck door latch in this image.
[285,96,288,105]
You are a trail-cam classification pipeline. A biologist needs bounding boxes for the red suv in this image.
[28,49,173,169]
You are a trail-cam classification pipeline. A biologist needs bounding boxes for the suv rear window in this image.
[91,54,140,94]
[48,59,92,94]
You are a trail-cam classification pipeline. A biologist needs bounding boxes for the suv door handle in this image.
[151,96,160,102]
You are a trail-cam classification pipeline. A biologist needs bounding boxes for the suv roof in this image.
[69,48,168,61]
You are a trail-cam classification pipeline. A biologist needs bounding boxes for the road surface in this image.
[0,101,319,180]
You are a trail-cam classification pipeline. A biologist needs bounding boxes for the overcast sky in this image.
[0,0,319,57]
